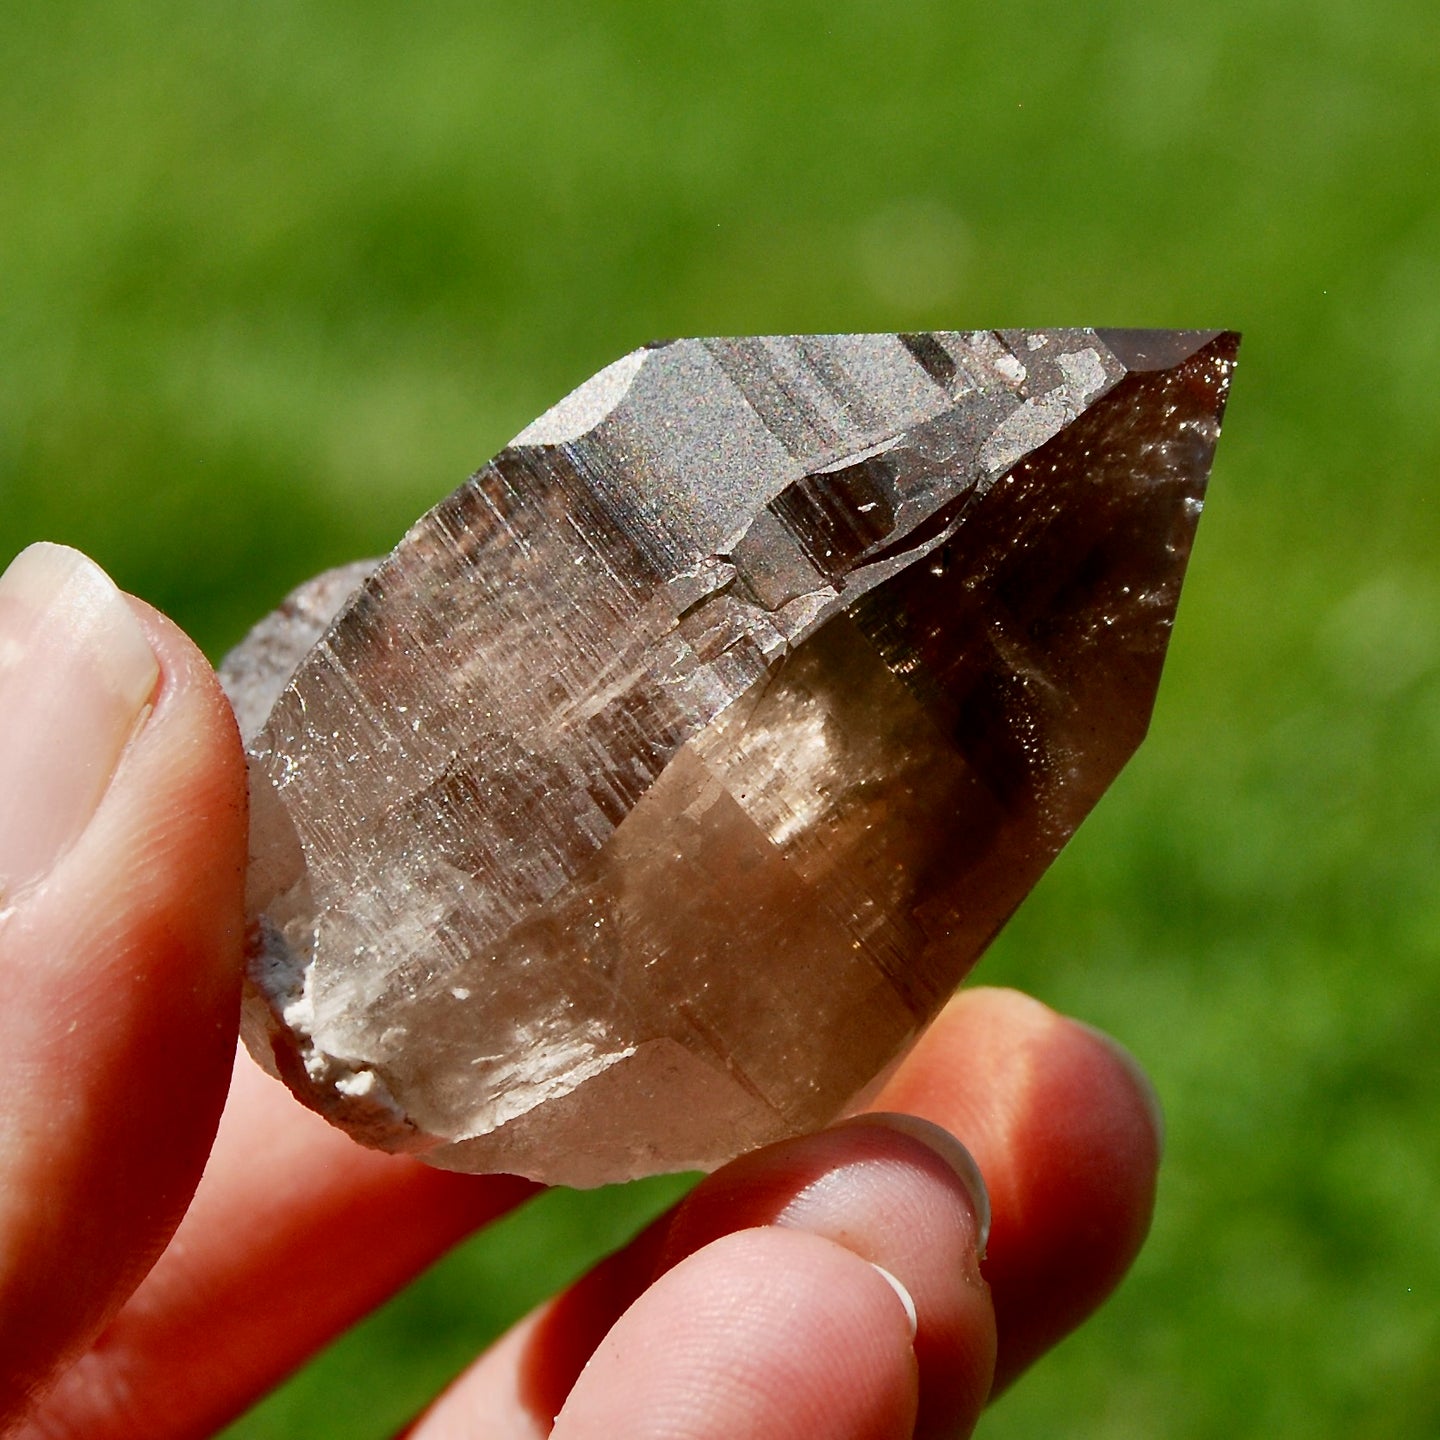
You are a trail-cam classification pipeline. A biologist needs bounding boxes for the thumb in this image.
[0,544,248,1422]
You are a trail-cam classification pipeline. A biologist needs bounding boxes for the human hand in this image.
[0,542,1163,1439]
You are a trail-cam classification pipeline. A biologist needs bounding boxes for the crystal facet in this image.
[222,329,1239,1187]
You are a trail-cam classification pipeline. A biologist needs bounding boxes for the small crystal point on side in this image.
[223,329,1239,1187]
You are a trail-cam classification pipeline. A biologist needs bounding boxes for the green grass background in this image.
[3,2,1437,1435]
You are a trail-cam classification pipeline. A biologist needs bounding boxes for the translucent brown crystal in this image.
[222,329,1239,1187]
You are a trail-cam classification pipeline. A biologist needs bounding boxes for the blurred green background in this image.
[3,1,1437,1435]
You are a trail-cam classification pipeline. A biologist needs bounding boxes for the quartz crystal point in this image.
[223,329,1239,1187]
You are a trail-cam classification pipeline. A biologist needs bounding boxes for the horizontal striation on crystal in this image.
[222,328,1239,1187]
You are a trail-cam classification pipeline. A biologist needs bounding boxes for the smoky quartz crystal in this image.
[222,329,1239,1186]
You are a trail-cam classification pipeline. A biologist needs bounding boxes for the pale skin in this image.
[0,574,1163,1439]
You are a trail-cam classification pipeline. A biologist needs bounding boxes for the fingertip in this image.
[551,1229,920,1440]
[658,1116,996,1436]
[846,1112,992,1259]
[876,986,1163,1391]
[1069,1018,1166,1158]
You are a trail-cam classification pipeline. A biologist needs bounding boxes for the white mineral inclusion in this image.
[979,347,1110,476]
[512,349,649,446]
[994,353,1027,384]
[1058,347,1109,402]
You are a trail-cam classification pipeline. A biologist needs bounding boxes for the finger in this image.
[552,1228,920,1440]
[874,986,1163,1391]
[22,1049,536,1440]
[0,545,248,1421]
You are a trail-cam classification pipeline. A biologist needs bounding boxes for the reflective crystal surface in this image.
[223,329,1239,1186]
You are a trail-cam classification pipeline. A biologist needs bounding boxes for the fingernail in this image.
[849,1113,991,1259]
[0,544,158,904]
[868,1263,918,1340]
[1072,1021,1167,1157]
